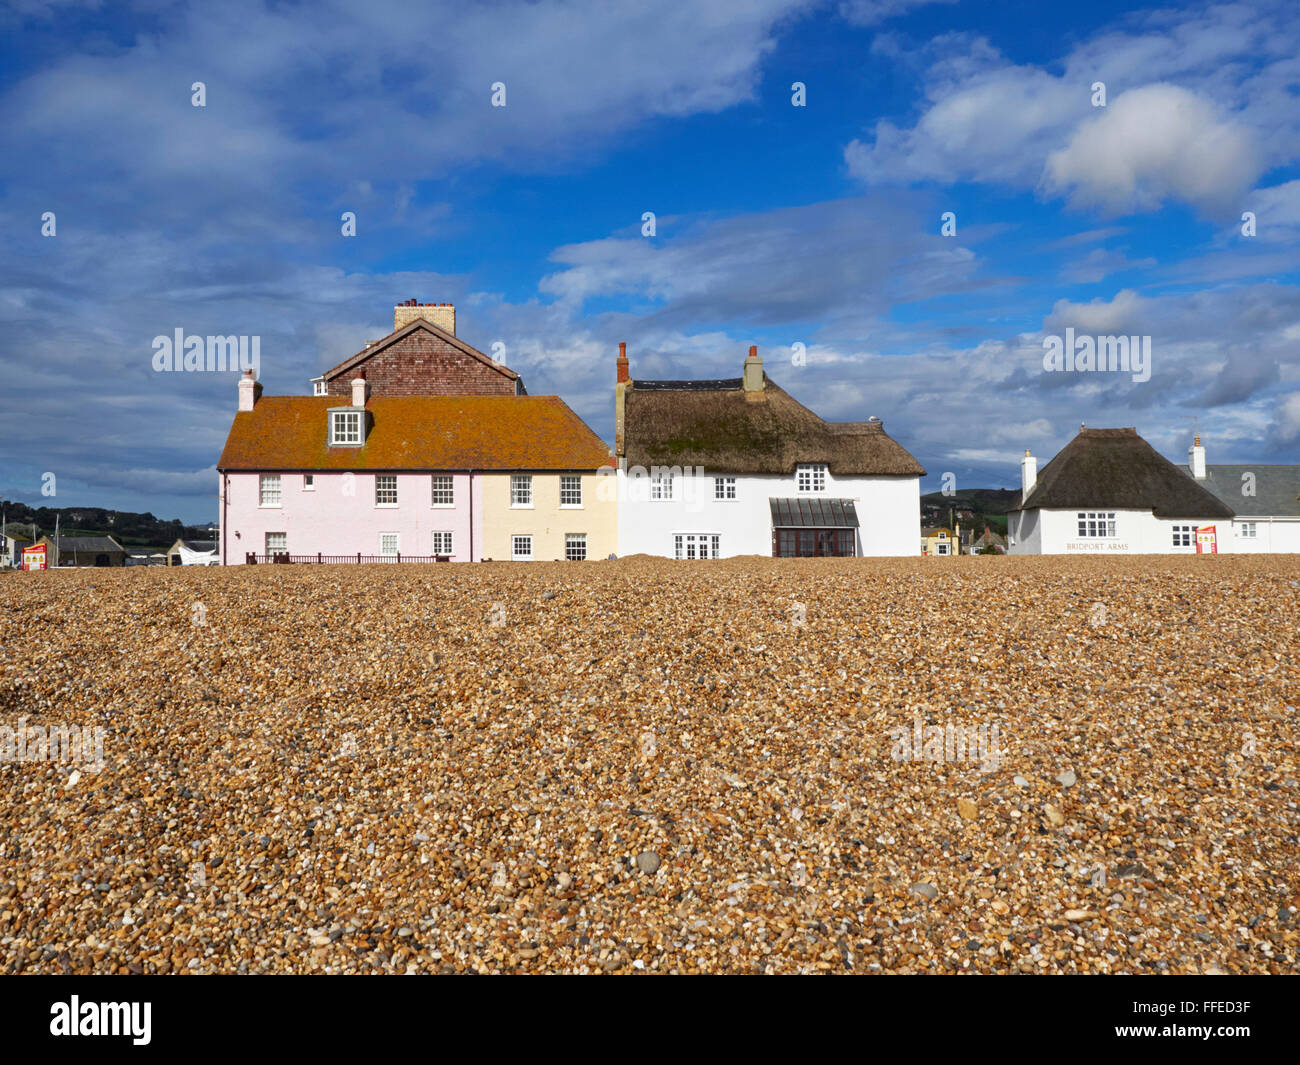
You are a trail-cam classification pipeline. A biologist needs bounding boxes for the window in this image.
[560,475,583,507]
[512,535,533,561]
[936,542,951,556]
[565,533,587,561]
[1172,524,1193,547]
[714,476,736,500]
[330,410,362,445]
[796,464,827,492]
[1076,511,1116,538]
[431,475,454,506]
[511,475,533,507]
[379,533,399,557]
[303,474,315,491]
[673,533,721,559]
[265,532,287,555]
[259,474,281,507]
[313,380,328,396]
[1238,522,1257,538]
[776,529,855,557]
[651,468,674,501]
[432,531,453,556]
[375,475,397,506]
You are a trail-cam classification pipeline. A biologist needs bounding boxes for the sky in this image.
[2,0,1298,523]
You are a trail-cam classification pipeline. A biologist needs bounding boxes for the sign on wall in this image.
[21,543,47,570]
[1195,525,1218,554]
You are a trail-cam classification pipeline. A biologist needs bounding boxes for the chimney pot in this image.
[616,341,630,384]
[238,368,258,412]
[743,345,764,398]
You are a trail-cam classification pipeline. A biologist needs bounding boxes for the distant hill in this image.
[921,487,1019,535]
[1,500,213,549]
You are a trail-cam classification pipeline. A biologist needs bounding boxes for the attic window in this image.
[313,380,328,396]
[796,464,827,492]
[330,410,362,446]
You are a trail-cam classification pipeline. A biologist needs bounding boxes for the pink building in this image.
[217,302,613,564]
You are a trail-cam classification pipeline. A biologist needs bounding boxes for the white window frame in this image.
[1238,522,1257,539]
[651,469,674,501]
[511,474,534,508]
[1076,511,1117,538]
[560,475,583,508]
[1171,524,1193,548]
[329,409,362,446]
[313,380,328,396]
[379,532,400,558]
[714,476,736,500]
[673,532,721,560]
[565,533,587,561]
[432,530,454,556]
[375,474,398,507]
[259,474,281,508]
[431,475,454,507]
[796,464,827,493]
[265,532,287,555]
[512,535,533,561]
[302,474,315,491]
[936,542,951,556]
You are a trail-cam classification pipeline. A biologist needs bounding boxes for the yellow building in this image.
[481,469,618,561]
[921,526,954,556]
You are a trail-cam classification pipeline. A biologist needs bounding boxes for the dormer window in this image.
[329,409,362,446]
[313,378,328,396]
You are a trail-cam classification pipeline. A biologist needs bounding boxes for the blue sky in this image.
[2,0,1298,523]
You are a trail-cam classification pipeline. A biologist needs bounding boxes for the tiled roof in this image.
[217,395,613,471]
[320,319,519,383]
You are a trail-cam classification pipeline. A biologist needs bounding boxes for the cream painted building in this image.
[480,469,617,562]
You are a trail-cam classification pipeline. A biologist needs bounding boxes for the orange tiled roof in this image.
[217,395,613,471]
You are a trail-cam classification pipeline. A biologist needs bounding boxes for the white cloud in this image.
[1042,85,1261,216]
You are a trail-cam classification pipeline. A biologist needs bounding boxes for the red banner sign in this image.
[21,543,47,570]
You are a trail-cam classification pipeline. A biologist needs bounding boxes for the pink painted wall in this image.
[220,471,481,563]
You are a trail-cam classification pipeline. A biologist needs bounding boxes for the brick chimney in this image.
[743,345,764,401]
[394,299,455,335]
[351,371,367,408]
[238,368,260,412]
[615,342,629,458]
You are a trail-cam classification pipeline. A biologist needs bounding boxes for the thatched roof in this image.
[1015,428,1234,519]
[623,375,925,476]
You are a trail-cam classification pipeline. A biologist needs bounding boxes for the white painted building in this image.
[1008,427,1237,555]
[1189,440,1300,552]
[614,343,924,558]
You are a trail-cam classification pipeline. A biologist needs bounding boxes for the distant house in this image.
[36,535,127,567]
[615,343,924,558]
[166,539,219,565]
[970,527,1007,554]
[1008,428,1235,554]
[3,523,35,567]
[921,527,954,556]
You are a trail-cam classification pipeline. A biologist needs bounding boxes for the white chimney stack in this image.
[238,369,258,412]
[743,345,764,401]
[1021,448,1037,503]
[1189,434,1206,479]
[351,374,367,408]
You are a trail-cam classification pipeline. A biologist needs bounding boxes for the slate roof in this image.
[1013,428,1235,519]
[47,536,125,553]
[623,375,925,476]
[218,395,613,471]
[1198,465,1300,517]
